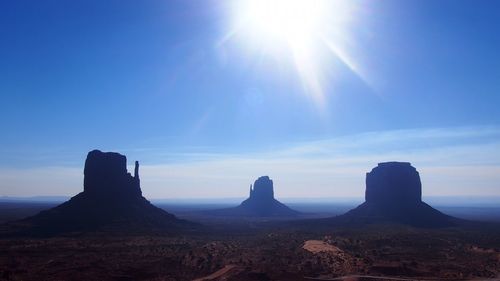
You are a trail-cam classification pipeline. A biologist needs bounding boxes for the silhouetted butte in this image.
[3,150,195,236]
[208,176,300,217]
[316,162,456,228]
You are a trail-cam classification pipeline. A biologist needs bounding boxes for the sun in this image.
[221,0,362,108]
[242,0,326,47]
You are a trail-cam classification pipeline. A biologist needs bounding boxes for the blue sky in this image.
[1,0,500,198]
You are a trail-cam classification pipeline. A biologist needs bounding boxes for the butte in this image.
[207,176,300,217]
[2,150,196,236]
[310,162,457,228]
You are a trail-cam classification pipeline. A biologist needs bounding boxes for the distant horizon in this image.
[2,194,500,206]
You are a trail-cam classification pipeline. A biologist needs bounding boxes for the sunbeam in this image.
[221,0,366,108]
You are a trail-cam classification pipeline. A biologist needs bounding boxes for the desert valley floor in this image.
[1,202,499,281]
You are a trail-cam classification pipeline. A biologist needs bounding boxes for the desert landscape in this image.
[1,151,499,281]
[1,221,500,280]
[2,0,500,280]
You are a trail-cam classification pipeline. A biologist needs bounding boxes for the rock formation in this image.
[5,150,195,236]
[365,162,422,206]
[83,150,141,198]
[208,176,300,217]
[338,162,456,227]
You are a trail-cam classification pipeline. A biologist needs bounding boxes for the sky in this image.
[1,0,500,199]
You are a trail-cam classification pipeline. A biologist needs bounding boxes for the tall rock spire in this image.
[134,161,140,180]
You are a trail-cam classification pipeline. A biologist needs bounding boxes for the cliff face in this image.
[7,150,195,236]
[83,150,141,198]
[365,162,422,206]
[248,176,274,202]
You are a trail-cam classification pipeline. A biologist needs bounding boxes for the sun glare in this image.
[243,0,325,46]
[222,0,361,108]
